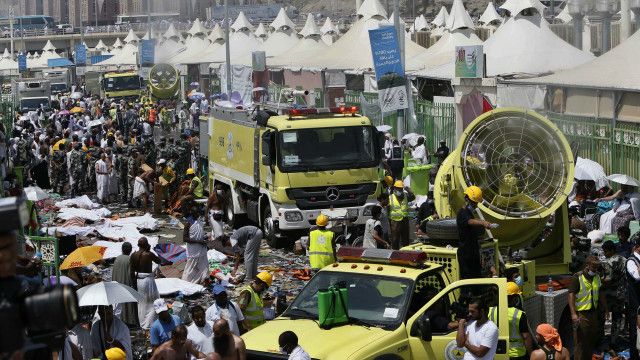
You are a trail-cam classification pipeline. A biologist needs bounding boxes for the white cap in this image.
[230,238,238,247]
[153,298,168,314]
[157,159,167,165]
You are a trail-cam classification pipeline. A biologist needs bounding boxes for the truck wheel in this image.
[261,207,285,248]
[423,218,459,240]
[558,308,574,355]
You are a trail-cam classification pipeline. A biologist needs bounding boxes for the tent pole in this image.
[224,0,232,97]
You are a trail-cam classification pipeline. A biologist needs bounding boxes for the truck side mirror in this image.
[261,131,273,166]
[418,315,433,342]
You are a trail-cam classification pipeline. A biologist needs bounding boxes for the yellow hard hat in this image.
[384,176,393,187]
[316,214,329,227]
[105,347,126,360]
[506,282,521,296]
[464,185,483,203]
[256,271,273,287]
[393,180,404,188]
[186,168,195,175]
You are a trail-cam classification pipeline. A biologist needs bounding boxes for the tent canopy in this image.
[321,17,338,34]
[514,27,640,90]
[446,0,475,30]
[255,22,268,38]
[270,8,296,30]
[484,13,594,77]
[479,2,503,25]
[123,29,139,44]
[431,6,450,27]
[299,14,321,37]
[500,0,546,16]
[231,11,254,31]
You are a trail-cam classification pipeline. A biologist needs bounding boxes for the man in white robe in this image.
[182,207,209,284]
[95,152,109,204]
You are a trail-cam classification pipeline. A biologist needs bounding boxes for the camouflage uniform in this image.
[68,148,84,196]
[50,150,68,194]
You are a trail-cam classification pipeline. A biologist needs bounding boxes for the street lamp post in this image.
[9,5,14,59]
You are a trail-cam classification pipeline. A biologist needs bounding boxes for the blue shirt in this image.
[150,315,181,346]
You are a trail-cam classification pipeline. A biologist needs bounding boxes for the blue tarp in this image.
[91,55,113,65]
[47,58,74,67]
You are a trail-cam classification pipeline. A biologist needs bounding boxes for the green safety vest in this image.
[243,286,265,330]
[191,176,203,198]
[489,306,526,357]
[575,273,601,311]
[389,194,408,221]
[309,229,334,270]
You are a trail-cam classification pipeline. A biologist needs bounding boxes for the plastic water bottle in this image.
[547,276,554,294]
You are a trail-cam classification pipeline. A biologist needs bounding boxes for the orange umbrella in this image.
[70,106,84,114]
[60,246,107,270]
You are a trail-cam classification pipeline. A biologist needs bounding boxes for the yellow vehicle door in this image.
[405,278,510,360]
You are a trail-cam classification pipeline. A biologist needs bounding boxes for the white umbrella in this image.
[574,157,608,190]
[376,125,392,132]
[23,186,50,201]
[76,281,142,306]
[607,174,640,187]
[70,92,84,99]
[87,119,104,128]
[402,132,422,147]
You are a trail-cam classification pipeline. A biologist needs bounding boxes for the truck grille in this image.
[286,183,377,210]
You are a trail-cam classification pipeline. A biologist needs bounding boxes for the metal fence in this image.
[548,112,640,180]
[345,90,456,149]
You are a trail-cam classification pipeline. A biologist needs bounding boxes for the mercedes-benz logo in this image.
[325,187,340,201]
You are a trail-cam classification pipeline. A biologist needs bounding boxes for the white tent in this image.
[141,30,151,40]
[168,19,211,64]
[177,23,224,65]
[414,14,429,31]
[431,6,450,27]
[28,40,64,69]
[123,29,140,45]
[408,0,481,77]
[110,38,124,56]
[484,12,594,76]
[500,0,546,17]
[96,31,140,66]
[254,23,269,42]
[208,13,261,65]
[231,11,254,32]
[246,8,299,62]
[479,3,503,25]
[516,28,640,90]
[162,23,181,42]
[94,39,108,52]
[0,48,17,73]
[270,13,328,67]
[320,17,339,45]
[284,0,425,72]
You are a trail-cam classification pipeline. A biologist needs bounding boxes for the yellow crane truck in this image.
[208,104,383,247]
[243,108,579,359]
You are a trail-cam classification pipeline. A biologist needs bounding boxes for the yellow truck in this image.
[244,246,513,360]
[243,108,578,359]
[208,105,382,246]
[100,70,144,100]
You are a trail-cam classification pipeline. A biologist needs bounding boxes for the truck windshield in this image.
[51,83,67,93]
[103,76,141,91]
[278,126,377,172]
[283,271,413,329]
[20,98,49,111]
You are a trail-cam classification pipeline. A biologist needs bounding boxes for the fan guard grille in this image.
[461,111,570,217]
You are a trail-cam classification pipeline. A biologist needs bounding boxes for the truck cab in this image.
[243,247,512,360]
[12,78,51,112]
[208,106,383,246]
[100,71,144,100]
